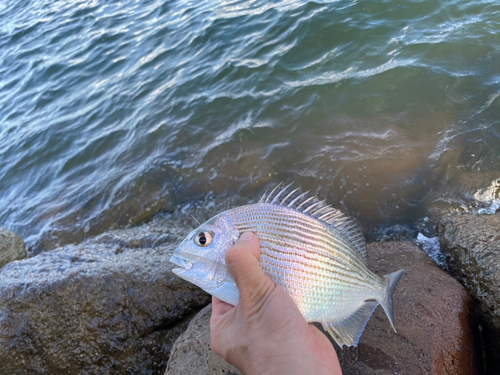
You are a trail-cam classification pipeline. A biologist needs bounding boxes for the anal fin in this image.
[323,300,379,347]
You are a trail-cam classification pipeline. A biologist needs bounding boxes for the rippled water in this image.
[1,0,499,251]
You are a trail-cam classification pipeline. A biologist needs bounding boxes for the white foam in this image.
[474,179,500,215]
[415,233,446,267]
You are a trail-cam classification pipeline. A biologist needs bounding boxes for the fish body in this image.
[170,184,404,347]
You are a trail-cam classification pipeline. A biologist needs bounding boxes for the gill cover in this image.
[170,213,238,289]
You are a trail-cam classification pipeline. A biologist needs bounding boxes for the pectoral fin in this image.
[322,300,379,347]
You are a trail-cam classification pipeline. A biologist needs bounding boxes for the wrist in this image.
[243,353,326,375]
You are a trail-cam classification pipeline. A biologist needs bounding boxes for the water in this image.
[1,0,499,252]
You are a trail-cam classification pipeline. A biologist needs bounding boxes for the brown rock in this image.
[165,241,476,375]
[439,213,500,372]
[345,241,476,375]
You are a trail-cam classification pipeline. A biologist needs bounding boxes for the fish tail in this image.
[379,269,405,333]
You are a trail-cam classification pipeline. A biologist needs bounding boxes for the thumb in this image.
[225,232,275,313]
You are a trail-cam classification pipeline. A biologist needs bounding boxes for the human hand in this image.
[210,232,342,375]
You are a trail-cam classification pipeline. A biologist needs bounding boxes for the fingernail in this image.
[238,232,255,242]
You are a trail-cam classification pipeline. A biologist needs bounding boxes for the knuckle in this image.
[241,278,276,317]
[225,245,248,268]
[226,243,245,259]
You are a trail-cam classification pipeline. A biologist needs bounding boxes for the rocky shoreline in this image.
[0,216,211,374]
[0,212,498,374]
[166,241,476,375]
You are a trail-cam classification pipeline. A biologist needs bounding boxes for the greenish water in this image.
[1,0,499,251]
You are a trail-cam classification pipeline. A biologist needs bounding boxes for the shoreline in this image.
[25,177,500,258]
[1,209,499,373]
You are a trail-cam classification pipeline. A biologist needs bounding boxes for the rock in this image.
[0,228,27,269]
[165,305,240,375]
[342,241,476,375]
[438,213,500,372]
[0,215,211,375]
[165,241,476,375]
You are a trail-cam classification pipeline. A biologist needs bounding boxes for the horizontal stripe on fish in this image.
[233,213,362,262]
[250,234,374,286]
[259,257,371,295]
[231,204,364,258]
[260,243,376,288]
[236,222,375,281]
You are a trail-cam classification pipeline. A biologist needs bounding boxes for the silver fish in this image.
[170,183,405,347]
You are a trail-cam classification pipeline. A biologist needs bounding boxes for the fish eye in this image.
[194,231,213,247]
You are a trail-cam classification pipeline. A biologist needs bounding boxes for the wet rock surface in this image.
[439,213,500,372]
[0,215,210,375]
[165,241,476,375]
[0,228,27,269]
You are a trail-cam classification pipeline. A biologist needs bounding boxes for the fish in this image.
[170,183,405,347]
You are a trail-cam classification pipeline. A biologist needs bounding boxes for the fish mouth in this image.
[170,254,193,275]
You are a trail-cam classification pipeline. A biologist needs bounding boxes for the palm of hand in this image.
[210,233,342,375]
[211,279,341,375]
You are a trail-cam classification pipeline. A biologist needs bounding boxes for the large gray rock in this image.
[0,216,210,375]
[0,228,27,269]
[165,241,476,375]
[439,213,500,372]
[165,305,240,375]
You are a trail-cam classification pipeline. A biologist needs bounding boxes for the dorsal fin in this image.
[259,183,367,260]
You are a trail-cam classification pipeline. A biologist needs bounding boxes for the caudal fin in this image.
[379,269,405,332]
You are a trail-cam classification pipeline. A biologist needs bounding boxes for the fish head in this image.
[170,212,238,290]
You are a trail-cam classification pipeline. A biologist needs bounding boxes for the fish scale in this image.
[170,183,405,347]
[231,205,374,282]
[235,207,357,263]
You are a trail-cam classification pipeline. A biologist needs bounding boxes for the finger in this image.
[308,324,343,375]
[225,232,275,312]
[308,323,329,342]
[308,323,337,351]
[210,296,234,358]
